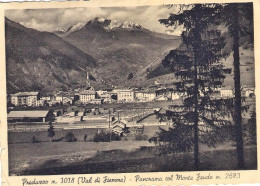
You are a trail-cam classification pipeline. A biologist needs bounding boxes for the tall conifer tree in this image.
[158,4,232,169]
[220,2,253,169]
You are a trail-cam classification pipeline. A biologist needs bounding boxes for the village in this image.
[7,71,256,175]
[7,71,255,134]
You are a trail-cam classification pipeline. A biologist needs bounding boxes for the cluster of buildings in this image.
[8,86,255,108]
[8,72,255,108]
[8,88,181,107]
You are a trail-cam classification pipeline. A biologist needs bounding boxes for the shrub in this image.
[64,132,77,142]
[110,132,121,141]
[135,133,148,141]
[93,131,121,142]
[93,131,110,142]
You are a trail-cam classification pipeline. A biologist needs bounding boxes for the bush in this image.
[93,131,121,142]
[110,132,121,141]
[64,132,77,142]
[135,133,148,141]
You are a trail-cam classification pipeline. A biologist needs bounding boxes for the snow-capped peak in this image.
[107,19,142,30]
[94,18,142,30]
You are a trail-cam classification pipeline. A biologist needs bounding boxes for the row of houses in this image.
[219,86,255,98]
[9,86,255,107]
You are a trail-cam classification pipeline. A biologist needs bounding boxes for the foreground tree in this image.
[220,3,253,169]
[158,4,232,170]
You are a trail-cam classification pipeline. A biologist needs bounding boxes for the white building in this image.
[244,87,255,97]
[135,91,156,102]
[220,87,233,97]
[36,100,46,107]
[117,89,135,103]
[10,92,40,106]
[63,97,73,105]
[41,96,51,101]
[171,91,181,100]
[79,90,96,104]
[55,95,63,103]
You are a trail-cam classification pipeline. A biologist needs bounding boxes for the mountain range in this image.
[5,17,181,93]
[5,17,254,94]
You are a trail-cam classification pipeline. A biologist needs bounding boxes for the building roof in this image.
[80,90,96,95]
[112,120,127,125]
[8,110,50,118]
[11,92,39,97]
[112,123,126,129]
[86,86,95,91]
[221,86,233,90]
[136,90,155,94]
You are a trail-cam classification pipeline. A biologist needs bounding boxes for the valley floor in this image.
[8,130,257,175]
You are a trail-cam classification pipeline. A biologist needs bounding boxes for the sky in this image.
[5,6,182,35]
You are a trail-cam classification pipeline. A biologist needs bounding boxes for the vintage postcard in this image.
[0,0,259,185]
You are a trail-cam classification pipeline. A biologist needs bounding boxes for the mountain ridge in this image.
[5,17,97,94]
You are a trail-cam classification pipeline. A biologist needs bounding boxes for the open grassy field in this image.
[8,125,170,144]
[8,120,257,175]
[10,142,257,175]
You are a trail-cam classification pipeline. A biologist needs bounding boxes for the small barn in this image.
[8,110,52,123]
[111,120,129,134]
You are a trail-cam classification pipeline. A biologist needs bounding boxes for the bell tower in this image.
[86,67,90,88]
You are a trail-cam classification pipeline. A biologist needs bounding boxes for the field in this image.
[8,122,257,175]
[9,141,257,175]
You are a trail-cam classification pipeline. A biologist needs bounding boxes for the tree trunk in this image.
[192,12,201,170]
[232,4,245,169]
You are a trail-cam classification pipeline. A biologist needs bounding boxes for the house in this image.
[79,90,96,104]
[117,89,135,103]
[220,87,233,97]
[96,91,113,103]
[171,91,181,100]
[135,91,156,102]
[243,87,255,97]
[7,110,52,122]
[41,96,51,101]
[36,99,46,107]
[62,97,73,105]
[55,95,63,103]
[111,120,129,134]
[10,92,40,106]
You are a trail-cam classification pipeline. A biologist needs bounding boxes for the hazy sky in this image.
[5,6,182,35]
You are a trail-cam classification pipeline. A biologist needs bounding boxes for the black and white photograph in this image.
[4,2,257,177]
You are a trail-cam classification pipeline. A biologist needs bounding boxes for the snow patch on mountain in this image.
[105,19,142,30]
[94,18,142,30]
[66,23,85,35]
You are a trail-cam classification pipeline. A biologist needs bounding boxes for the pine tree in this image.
[158,4,233,170]
[220,2,253,169]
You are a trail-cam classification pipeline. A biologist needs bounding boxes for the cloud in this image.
[5,6,181,34]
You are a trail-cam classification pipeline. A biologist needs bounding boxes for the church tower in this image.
[86,67,90,88]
